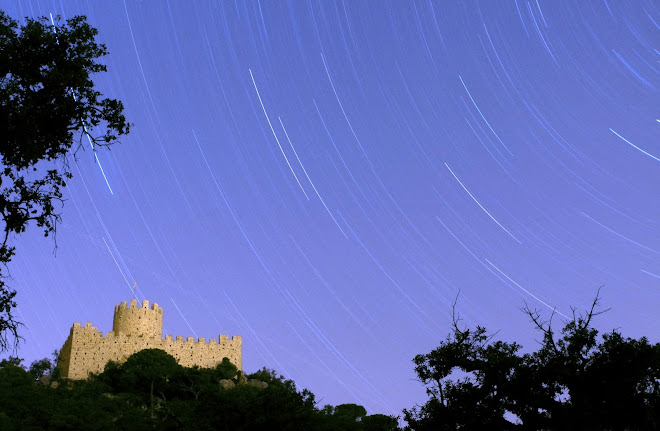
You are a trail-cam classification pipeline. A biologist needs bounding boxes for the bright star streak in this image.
[484,259,567,318]
[459,75,513,156]
[641,269,660,279]
[249,69,310,199]
[610,128,660,162]
[445,163,522,244]
[50,13,114,194]
[278,117,346,234]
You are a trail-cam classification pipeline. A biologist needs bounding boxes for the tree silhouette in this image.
[116,349,181,409]
[404,292,660,430]
[0,10,130,349]
[0,349,402,429]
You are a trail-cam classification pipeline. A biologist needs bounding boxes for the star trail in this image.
[2,0,658,415]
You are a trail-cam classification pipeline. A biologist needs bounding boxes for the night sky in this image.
[2,0,659,416]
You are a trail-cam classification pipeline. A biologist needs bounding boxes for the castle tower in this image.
[58,299,242,379]
[112,299,163,338]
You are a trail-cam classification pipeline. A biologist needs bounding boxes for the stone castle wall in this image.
[58,300,241,379]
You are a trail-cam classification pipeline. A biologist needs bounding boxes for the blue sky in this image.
[2,0,658,416]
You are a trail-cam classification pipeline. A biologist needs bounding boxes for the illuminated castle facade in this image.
[57,299,242,379]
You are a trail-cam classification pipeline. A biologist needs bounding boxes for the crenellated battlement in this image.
[115,299,163,312]
[71,322,101,334]
[58,299,242,379]
[113,299,163,338]
[161,334,240,344]
[75,310,241,345]
[77,330,243,345]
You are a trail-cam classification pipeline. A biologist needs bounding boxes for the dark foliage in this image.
[0,350,399,430]
[0,10,130,350]
[404,293,660,430]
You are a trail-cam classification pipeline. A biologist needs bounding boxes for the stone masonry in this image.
[57,299,242,379]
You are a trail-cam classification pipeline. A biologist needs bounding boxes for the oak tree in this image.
[0,10,129,349]
[404,293,660,430]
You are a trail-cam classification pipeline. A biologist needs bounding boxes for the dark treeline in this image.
[0,349,399,430]
[3,293,660,430]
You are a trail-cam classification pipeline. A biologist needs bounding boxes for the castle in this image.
[57,299,242,379]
